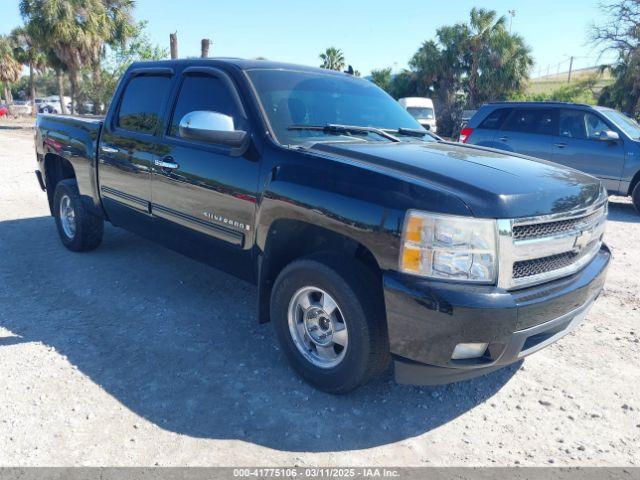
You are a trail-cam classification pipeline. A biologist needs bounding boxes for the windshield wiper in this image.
[288,124,400,143]
[383,128,442,141]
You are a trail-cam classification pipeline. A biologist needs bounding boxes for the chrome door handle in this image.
[554,142,567,149]
[499,136,509,142]
[100,145,119,154]
[154,158,179,170]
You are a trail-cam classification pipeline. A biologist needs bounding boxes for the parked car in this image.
[461,101,640,213]
[38,95,71,114]
[35,97,47,111]
[12,100,33,116]
[398,97,437,132]
[34,60,609,393]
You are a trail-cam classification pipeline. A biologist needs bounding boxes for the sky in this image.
[0,0,616,77]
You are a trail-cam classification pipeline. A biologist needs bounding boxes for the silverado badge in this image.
[203,211,250,231]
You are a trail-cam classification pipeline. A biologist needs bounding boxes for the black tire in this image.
[270,253,389,393]
[632,183,640,215]
[53,179,104,252]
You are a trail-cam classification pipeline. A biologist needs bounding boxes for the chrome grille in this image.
[512,210,602,240]
[497,191,608,289]
[513,251,578,278]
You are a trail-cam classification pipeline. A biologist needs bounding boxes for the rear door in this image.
[150,66,259,279]
[466,107,512,147]
[98,69,173,224]
[495,108,556,159]
[552,108,625,190]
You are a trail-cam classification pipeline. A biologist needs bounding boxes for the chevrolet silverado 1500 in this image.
[34,59,610,393]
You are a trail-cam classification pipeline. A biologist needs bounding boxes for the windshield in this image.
[407,107,434,120]
[599,108,640,140]
[247,69,427,146]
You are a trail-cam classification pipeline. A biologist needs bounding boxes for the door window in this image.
[117,75,172,134]
[502,108,556,135]
[169,74,241,137]
[559,110,613,140]
[479,108,511,129]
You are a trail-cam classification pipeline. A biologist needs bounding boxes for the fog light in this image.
[451,342,489,360]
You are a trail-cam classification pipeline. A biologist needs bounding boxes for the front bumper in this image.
[384,245,610,385]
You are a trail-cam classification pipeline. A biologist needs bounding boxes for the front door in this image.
[150,68,259,280]
[552,109,625,191]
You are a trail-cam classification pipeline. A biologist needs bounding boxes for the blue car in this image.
[461,101,640,213]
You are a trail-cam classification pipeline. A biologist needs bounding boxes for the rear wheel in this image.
[53,179,103,252]
[632,183,640,214]
[271,254,389,393]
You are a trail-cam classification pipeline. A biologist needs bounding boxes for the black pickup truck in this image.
[34,59,610,393]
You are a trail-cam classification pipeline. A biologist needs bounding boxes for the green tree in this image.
[592,0,640,117]
[10,26,47,114]
[319,47,345,71]
[405,24,468,136]
[0,35,22,112]
[10,67,69,100]
[17,0,69,112]
[388,70,417,99]
[47,49,70,114]
[396,8,532,136]
[370,67,392,92]
[19,0,129,113]
[86,0,136,113]
[466,8,532,106]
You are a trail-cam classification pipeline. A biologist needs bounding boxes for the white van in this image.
[398,97,437,133]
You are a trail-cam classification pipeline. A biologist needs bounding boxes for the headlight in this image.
[399,211,498,283]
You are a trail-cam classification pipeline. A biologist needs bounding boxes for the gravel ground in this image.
[0,124,638,467]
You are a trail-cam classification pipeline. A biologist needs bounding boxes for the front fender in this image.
[254,145,471,271]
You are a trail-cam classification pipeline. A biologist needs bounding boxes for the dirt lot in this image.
[0,124,638,467]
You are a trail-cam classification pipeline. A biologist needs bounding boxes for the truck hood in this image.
[310,141,603,218]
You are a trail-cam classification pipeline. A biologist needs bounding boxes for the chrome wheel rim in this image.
[59,194,76,239]
[287,286,348,368]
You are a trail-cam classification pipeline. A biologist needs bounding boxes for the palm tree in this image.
[370,67,393,92]
[20,0,109,113]
[478,30,532,103]
[466,8,508,107]
[46,49,70,114]
[87,0,135,113]
[466,9,532,106]
[319,47,345,71]
[0,35,22,113]
[11,26,47,115]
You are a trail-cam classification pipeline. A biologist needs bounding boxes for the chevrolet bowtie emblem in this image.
[574,229,592,251]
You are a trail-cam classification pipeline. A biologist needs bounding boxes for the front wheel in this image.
[270,254,389,393]
[53,179,104,252]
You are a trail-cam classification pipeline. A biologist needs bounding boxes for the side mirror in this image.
[598,130,620,142]
[179,111,248,149]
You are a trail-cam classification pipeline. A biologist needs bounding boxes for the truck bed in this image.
[35,113,105,208]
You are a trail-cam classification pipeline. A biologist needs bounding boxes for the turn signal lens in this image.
[401,246,422,273]
[405,215,424,243]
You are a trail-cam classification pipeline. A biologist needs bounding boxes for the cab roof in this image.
[129,57,350,76]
